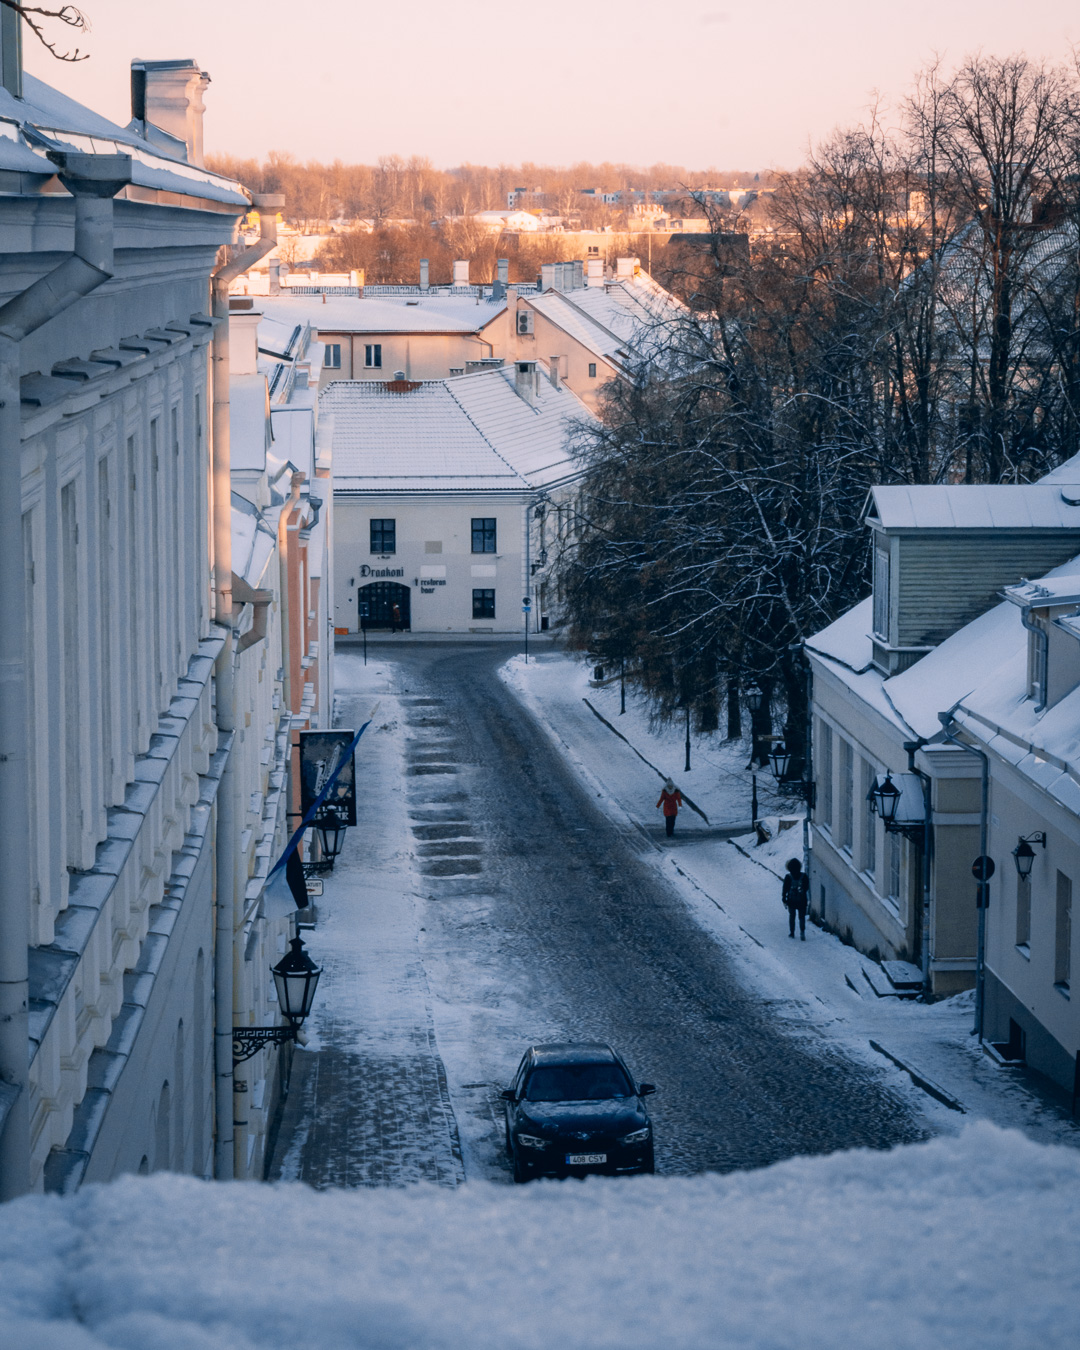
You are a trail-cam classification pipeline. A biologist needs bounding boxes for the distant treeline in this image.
[203,152,774,230]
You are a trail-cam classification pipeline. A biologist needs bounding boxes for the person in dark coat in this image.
[391,602,402,633]
[782,857,810,940]
[657,778,683,838]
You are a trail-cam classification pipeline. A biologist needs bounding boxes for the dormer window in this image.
[872,547,891,641]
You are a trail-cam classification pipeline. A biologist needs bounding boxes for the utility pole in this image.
[684,704,691,773]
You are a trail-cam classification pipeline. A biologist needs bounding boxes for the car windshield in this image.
[524,1062,634,1102]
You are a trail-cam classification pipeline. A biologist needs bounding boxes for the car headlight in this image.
[619,1127,651,1146]
[517,1134,549,1150]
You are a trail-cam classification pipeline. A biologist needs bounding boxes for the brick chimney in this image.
[130,59,211,166]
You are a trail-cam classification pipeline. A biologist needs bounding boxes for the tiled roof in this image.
[254,292,507,335]
[326,365,591,494]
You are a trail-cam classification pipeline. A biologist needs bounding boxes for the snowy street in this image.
[270,639,933,1186]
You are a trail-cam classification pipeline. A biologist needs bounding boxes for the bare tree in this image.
[0,1,89,62]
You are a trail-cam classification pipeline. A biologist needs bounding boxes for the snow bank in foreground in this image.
[4,1124,1077,1350]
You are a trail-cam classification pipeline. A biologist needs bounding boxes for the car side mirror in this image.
[500,1088,516,1101]
[638,1083,656,1096]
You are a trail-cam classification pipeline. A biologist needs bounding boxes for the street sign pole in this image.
[522,597,531,663]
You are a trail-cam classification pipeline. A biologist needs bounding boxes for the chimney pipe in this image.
[1,3,23,98]
[515,360,538,407]
[548,356,560,389]
[130,58,211,166]
[420,258,429,289]
[452,259,469,286]
[497,258,509,284]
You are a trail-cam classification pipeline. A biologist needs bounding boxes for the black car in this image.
[502,1042,656,1182]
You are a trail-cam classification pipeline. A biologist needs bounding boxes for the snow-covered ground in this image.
[5,646,1080,1348]
[4,1124,1080,1349]
[500,651,1080,1145]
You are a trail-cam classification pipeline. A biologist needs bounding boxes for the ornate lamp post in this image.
[868,772,924,841]
[233,936,322,1063]
[767,740,816,808]
[315,805,348,869]
[1012,832,1046,879]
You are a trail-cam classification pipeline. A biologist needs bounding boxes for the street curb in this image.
[581,698,712,824]
[869,1040,966,1113]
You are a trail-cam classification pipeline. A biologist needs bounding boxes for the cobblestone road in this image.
[270,641,927,1187]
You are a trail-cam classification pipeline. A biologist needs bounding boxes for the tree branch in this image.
[0,1,89,63]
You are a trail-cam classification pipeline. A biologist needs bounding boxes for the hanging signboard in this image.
[298,729,358,826]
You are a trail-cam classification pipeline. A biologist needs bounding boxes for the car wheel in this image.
[642,1146,655,1174]
[505,1119,513,1159]
[512,1149,530,1184]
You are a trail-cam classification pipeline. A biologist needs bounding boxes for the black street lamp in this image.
[1012,832,1046,880]
[315,807,348,867]
[233,936,323,1063]
[767,740,816,807]
[768,741,792,781]
[869,772,924,841]
[870,772,902,825]
[745,682,764,713]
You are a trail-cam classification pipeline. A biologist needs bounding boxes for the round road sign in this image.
[972,855,996,882]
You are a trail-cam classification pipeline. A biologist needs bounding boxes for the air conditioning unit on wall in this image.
[516,310,534,336]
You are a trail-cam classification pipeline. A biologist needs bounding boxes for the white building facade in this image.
[327,362,590,637]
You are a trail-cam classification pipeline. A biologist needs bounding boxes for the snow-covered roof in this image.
[231,494,276,589]
[868,484,1080,531]
[1004,576,1080,608]
[805,598,908,732]
[0,73,248,206]
[253,292,507,335]
[886,598,1023,740]
[326,366,591,495]
[525,275,683,371]
[229,376,272,472]
[5,1124,1077,1348]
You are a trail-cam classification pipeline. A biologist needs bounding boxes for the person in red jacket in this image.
[657,778,683,838]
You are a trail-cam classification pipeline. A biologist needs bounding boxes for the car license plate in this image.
[566,1152,606,1165]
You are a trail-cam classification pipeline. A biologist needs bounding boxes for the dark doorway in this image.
[358,581,411,630]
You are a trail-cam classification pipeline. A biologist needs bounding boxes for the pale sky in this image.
[23,0,1080,170]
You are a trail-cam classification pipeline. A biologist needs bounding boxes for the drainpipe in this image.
[0,151,131,1201]
[278,471,305,717]
[209,192,283,1181]
[1020,606,1048,712]
[902,739,933,997]
[233,574,273,653]
[938,708,990,1041]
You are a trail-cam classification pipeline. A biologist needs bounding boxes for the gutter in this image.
[0,150,132,1201]
[233,573,274,654]
[208,191,283,1181]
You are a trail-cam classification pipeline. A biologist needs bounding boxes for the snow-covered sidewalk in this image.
[501,651,1080,1147]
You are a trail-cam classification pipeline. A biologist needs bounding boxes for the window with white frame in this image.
[887,830,901,908]
[1055,871,1072,990]
[324,343,341,369]
[819,721,833,829]
[861,757,877,878]
[1016,874,1031,950]
[872,547,891,640]
[365,343,382,368]
[839,738,854,852]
